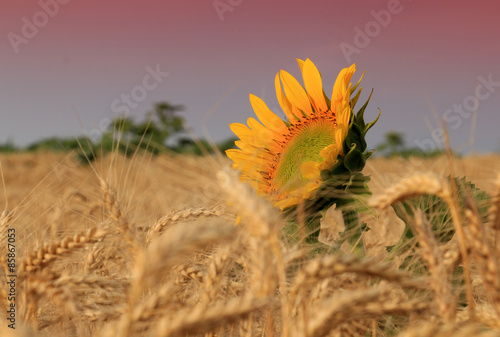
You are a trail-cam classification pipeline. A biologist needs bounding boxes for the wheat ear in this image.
[146,205,226,243]
[290,254,428,310]
[369,172,449,210]
[488,174,500,243]
[113,221,235,337]
[99,178,139,249]
[20,227,106,274]
[153,296,267,337]
[370,172,475,317]
[306,288,428,337]
[217,168,289,335]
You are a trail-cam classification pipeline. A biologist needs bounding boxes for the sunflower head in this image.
[227,59,379,218]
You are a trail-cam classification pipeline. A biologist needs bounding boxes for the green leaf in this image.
[363,108,381,138]
[354,89,373,130]
[344,147,365,173]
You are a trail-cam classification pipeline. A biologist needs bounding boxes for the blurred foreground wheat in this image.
[1,151,500,336]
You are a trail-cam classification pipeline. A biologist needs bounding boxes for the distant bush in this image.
[0,140,16,153]
[27,137,81,152]
[376,131,448,158]
[19,101,238,163]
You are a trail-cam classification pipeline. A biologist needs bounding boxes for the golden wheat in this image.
[1,153,500,336]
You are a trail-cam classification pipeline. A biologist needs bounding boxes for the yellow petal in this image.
[241,169,265,182]
[303,182,320,199]
[274,197,299,210]
[302,59,328,113]
[279,70,313,116]
[300,161,320,180]
[332,64,356,109]
[275,73,300,122]
[226,149,257,164]
[235,140,252,152]
[319,144,336,159]
[230,122,267,148]
[249,94,286,132]
[296,58,305,71]
[228,155,269,176]
[246,118,280,152]
[334,126,346,156]
[333,64,356,95]
[318,141,342,170]
[229,123,252,138]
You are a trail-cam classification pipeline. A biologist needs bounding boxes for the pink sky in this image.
[1,0,500,153]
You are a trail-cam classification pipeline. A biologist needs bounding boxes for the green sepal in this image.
[364,108,381,138]
[331,157,347,176]
[354,89,373,131]
[344,145,365,173]
[350,87,363,109]
[343,122,366,154]
[350,71,366,97]
[320,168,332,182]
[345,172,371,196]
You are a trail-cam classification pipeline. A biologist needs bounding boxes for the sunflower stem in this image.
[342,209,366,257]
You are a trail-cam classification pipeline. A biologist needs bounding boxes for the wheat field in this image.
[2,150,500,337]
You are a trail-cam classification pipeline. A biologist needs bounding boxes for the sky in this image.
[1,0,500,153]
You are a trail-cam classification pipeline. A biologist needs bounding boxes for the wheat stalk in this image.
[412,210,456,321]
[465,203,500,316]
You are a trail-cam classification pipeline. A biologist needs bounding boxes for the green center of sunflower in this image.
[271,119,337,195]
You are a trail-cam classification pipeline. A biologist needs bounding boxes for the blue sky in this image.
[1,0,500,153]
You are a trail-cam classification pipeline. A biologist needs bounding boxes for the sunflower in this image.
[227,59,377,212]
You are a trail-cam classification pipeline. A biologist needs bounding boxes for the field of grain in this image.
[2,150,500,336]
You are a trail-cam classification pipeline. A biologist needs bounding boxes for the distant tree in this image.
[94,101,186,157]
[216,137,238,152]
[20,101,239,161]
[386,131,405,153]
[376,131,447,158]
[0,139,16,153]
[27,137,80,152]
[134,102,185,149]
[170,136,238,155]
[377,131,406,156]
